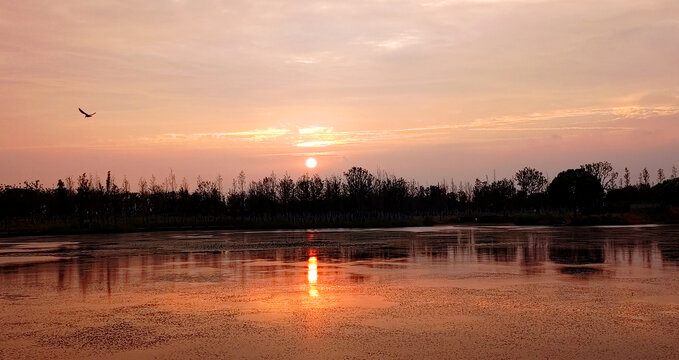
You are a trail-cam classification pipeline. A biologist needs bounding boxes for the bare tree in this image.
[216,174,224,196]
[657,168,666,184]
[165,169,177,193]
[149,175,164,194]
[65,177,75,193]
[77,173,91,194]
[105,171,118,194]
[180,177,189,193]
[138,177,148,195]
[122,176,130,193]
[462,181,474,202]
[91,173,104,192]
[236,171,246,194]
[581,161,618,191]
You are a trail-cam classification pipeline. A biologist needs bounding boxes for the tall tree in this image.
[344,167,374,200]
[642,168,650,186]
[623,168,631,187]
[105,171,112,193]
[277,173,294,205]
[548,169,604,216]
[514,167,547,196]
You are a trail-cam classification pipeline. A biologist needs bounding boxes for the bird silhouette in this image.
[78,108,96,117]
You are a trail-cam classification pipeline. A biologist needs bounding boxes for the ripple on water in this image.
[41,321,171,351]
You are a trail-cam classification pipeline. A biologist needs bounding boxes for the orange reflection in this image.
[307,255,319,297]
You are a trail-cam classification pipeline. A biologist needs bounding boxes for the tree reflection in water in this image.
[0,226,678,297]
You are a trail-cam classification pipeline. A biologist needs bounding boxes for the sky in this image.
[1,0,678,188]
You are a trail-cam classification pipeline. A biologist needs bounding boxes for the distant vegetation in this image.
[2,162,679,235]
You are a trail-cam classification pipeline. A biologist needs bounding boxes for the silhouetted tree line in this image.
[1,162,679,233]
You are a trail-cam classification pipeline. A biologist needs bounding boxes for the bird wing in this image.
[78,108,88,115]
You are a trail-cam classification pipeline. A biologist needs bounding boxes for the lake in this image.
[1,225,679,359]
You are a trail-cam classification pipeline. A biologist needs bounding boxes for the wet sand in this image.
[1,226,679,359]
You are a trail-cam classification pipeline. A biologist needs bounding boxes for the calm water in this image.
[1,226,679,359]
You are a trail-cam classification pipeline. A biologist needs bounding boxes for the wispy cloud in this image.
[376,35,420,50]
[358,32,421,50]
[139,104,677,148]
[140,128,290,144]
[298,126,334,135]
[296,140,355,147]
[290,105,674,147]
[195,128,291,141]
[263,151,345,158]
[295,127,356,147]
[463,105,679,130]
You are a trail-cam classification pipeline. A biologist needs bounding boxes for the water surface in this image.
[1,226,679,359]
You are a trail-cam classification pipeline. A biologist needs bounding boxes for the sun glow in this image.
[305,157,318,169]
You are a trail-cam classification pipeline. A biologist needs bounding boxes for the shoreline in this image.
[2,209,677,238]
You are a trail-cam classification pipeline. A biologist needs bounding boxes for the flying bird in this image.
[78,108,96,117]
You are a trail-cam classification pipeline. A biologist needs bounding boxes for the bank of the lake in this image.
[2,207,679,237]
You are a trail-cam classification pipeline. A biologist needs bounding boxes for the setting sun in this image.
[305,157,317,169]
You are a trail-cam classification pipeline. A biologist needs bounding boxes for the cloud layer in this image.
[1,0,679,183]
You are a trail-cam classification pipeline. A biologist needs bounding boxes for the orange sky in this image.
[1,0,678,188]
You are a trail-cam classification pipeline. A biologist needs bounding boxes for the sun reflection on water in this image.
[307,255,319,297]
